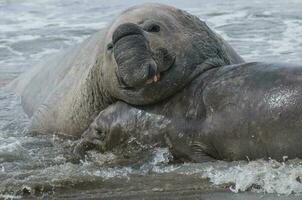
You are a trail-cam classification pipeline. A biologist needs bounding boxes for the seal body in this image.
[77,62,302,162]
[12,3,243,136]
[196,62,302,161]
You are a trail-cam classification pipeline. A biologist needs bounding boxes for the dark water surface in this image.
[1,0,302,199]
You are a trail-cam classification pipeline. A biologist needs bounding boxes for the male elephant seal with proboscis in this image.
[77,62,302,162]
[13,3,243,136]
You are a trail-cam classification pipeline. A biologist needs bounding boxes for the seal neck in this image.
[91,56,116,111]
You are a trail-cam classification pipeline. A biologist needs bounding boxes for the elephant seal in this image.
[76,62,302,162]
[12,3,243,136]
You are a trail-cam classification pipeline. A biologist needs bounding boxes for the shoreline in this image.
[12,173,301,200]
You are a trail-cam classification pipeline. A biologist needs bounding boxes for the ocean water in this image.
[1,0,302,199]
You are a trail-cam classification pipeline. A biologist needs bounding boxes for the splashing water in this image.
[201,160,302,195]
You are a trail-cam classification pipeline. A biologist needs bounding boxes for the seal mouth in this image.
[145,55,175,85]
[116,55,175,89]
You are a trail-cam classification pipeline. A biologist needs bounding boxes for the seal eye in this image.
[107,43,113,51]
[144,23,161,33]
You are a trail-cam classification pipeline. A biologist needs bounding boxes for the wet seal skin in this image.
[76,62,302,163]
[12,3,243,136]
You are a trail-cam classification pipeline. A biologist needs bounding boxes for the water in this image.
[1,0,302,199]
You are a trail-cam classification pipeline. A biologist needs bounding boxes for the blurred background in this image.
[1,0,302,85]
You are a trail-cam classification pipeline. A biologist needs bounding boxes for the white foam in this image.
[0,140,31,162]
[195,159,302,195]
[93,167,133,179]
[0,194,21,200]
[150,148,172,165]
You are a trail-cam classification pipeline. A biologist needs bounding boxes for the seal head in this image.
[102,3,243,105]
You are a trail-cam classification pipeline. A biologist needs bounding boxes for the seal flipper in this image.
[189,141,216,162]
[168,143,215,163]
[165,133,215,163]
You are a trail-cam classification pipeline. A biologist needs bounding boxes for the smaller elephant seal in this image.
[11,3,243,136]
[76,62,302,162]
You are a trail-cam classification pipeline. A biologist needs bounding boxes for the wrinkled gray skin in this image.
[13,3,243,136]
[76,62,302,162]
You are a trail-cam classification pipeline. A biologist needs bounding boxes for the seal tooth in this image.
[146,74,160,84]
[153,75,158,82]
[153,74,160,82]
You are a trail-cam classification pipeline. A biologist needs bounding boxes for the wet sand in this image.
[19,173,301,200]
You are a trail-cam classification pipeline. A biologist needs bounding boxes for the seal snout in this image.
[112,22,174,88]
[113,23,160,88]
[112,23,144,44]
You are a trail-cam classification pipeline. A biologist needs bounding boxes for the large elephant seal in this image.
[12,3,243,136]
[76,62,302,162]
